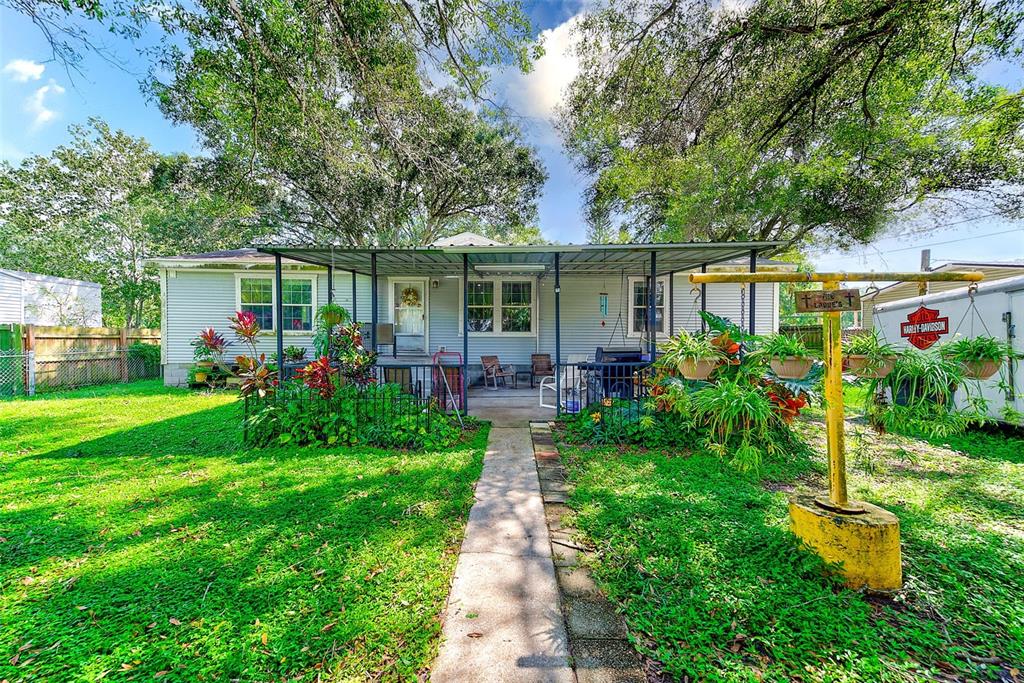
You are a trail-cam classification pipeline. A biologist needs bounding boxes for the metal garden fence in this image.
[242,364,464,446]
[0,352,29,398]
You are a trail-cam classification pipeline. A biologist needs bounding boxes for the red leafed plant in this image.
[237,354,277,398]
[230,311,260,342]
[297,356,337,399]
[198,327,229,353]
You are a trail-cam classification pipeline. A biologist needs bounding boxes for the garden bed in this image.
[0,380,487,680]
[554,411,1024,681]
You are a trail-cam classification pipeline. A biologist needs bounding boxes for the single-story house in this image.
[861,260,1024,329]
[151,233,790,391]
[0,269,103,326]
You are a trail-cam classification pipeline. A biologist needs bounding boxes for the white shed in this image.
[0,269,103,326]
[873,274,1024,422]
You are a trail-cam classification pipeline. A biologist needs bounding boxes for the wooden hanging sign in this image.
[795,288,861,313]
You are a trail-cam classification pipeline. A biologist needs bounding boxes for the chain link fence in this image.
[0,349,162,397]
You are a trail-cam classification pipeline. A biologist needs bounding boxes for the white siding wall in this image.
[163,266,779,384]
[0,272,23,324]
[163,267,372,385]
[21,280,102,326]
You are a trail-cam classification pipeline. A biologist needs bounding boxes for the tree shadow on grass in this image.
[1,407,488,681]
[561,445,1021,683]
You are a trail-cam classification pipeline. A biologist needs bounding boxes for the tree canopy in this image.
[0,120,273,326]
[150,0,547,246]
[560,0,1024,247]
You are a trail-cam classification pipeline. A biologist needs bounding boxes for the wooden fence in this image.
[22,325,160,358]
[780,324,868,355]
[0,324,161,396]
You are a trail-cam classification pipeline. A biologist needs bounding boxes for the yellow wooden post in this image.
[818,280,862,512]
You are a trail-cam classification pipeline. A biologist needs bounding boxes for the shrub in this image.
[127,341,160,369]
[244,382,464,450]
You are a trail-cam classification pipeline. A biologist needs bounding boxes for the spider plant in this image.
[940,335,1014,379]
[658,333,725,380]
[756,333,814,379]
[692,379,780,472]
[845,330,898,378]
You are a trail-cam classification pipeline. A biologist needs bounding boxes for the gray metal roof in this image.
[255,241,786,277]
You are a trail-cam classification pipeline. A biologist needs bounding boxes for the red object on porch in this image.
[432,351,464,411]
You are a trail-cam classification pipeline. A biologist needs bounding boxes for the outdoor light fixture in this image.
[472,264,546,273]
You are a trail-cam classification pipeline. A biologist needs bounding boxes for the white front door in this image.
[392,279,427,354]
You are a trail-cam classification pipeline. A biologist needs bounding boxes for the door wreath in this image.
[401,286,421,307]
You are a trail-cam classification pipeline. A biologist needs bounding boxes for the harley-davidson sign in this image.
[900,306,949,350]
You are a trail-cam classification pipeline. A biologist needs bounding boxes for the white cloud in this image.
[3,59,45,82]
[25,79,65,130]
[497,15,583,123]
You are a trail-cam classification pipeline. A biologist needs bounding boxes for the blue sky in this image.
[2,0,1022,274]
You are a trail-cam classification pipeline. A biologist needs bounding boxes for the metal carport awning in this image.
[255,240,786,277]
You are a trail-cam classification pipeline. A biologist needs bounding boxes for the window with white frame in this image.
[239,277,274,330]
[237,275,316,332]
[466,282,494,332]
[501,281,532,332]
[629,277,666,336]
[463,278,534,334]
[281,279,314,331]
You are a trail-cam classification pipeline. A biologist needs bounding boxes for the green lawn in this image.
[557,414,1024,682]
[0,380,486,681]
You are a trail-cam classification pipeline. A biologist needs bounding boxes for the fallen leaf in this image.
[320,623,336,633]
[155,671,169,678]
[261,633,268,645]
[169,618,181,626]
[467,632,483,639]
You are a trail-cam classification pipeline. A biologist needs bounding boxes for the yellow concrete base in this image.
[789,493,902,592]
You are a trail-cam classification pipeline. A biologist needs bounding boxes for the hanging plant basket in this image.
[678,358,719,381]
[845,354,897,379]
[962,360,1001,380]
[401,287,421,307]
[769,357,814,380]
[197,360,214,369]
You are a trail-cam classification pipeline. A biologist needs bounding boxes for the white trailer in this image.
[873,274,1024,422]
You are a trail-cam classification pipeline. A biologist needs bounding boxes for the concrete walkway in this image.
[432,426,573,682]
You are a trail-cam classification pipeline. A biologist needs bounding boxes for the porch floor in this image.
[468,386,555,428]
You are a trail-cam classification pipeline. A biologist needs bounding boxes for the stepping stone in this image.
[556,567,601,598]
[571,638,647,683]
[563,596,629,640]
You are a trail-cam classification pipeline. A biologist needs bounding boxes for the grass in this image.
[557,404,1024,682]
[0,380,487,681]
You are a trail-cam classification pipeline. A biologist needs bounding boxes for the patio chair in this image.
[530,353,553,388]
[481,355,516,390]
[539,353,590,410]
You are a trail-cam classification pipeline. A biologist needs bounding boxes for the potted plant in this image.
[317,303,350,327]
[192,328,229,369]
[940,335,1013,380]
[658,333,725,380]
[758,333,815,380]
[844,331,898,378]
[191,364,210,384]
[284,345,307,363]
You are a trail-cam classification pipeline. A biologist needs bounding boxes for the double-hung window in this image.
[463,279,534,334]
[237,275,315,332]
[501,281,532,332]
[466,282,495,332]
[630,277,666,336]
[239,277,274,331]
[281,279,313,331]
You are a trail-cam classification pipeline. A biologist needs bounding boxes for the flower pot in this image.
[197,360,214,369]
[678,358,718,381]
[769,357,813,380]
[323,312,343,326]
[962,360,1001,380]
[845,354,896,379]
[194,371,209,383]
